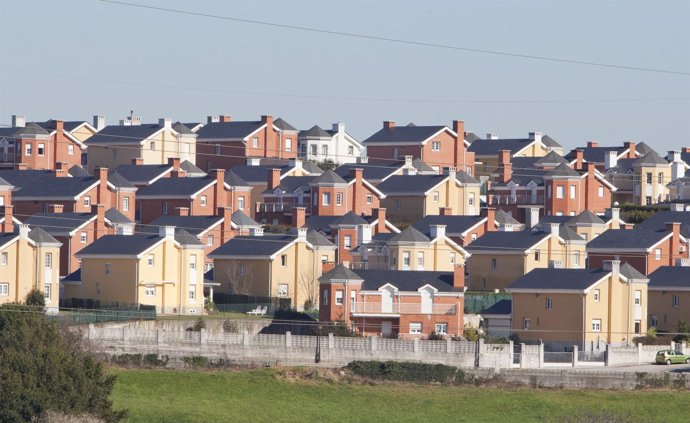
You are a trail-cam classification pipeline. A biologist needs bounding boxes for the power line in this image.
[98,0,690,77]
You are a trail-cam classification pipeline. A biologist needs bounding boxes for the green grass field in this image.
[111,368,688,423]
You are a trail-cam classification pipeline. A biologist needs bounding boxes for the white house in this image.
[298,122,365,164]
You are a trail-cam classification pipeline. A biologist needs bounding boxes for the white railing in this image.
[350,302,456,315]
[255,203,287,213]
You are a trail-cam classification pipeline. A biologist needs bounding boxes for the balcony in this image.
[255,202,287,213]
[487,194,544,206]
[350,302,457,317]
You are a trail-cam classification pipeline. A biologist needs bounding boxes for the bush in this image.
[223,319,241,333]
[427,331,445,341]
[312,322,355,337]
[462,326,481,342]
[191,318,206,332]
[25,288,46,307]
[110,354,142,366]
[182,356,209,367]
[673,320,690,343]
[346,361,466,385]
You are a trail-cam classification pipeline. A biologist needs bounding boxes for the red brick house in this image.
[319,265,465,338]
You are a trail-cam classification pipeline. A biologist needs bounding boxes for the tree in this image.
[674,320,690,342]
[297,267,318,311]
[222,261,254,296]
[25,288,46,307]
[0,295,125,422]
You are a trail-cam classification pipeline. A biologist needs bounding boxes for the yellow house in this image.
[606,152,671,206]
[0,225,61,313]
[507,261,649,351]
[376,169,481,224]
[466,223,587,291]
[209,228,336,310]
[71,226,206,314]
[468,132,557,176]
[647,266,690,333]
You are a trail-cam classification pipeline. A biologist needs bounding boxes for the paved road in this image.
[577,362,690,373]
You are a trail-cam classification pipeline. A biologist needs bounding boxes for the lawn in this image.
[111,368,688,423]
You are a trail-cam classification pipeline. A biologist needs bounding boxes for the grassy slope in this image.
[111,368,688,423]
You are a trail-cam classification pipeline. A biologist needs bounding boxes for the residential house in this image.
[479,299,512,339]
[465,223,587,291]
[412,207,497,247]
[71,226,206,314]
[468,131,561,177]
[377,169,481,224]
[209,228,336,310]
[0,223,61,313]
[647,266,690,333]
[605,152,671,206]
[318,265,465,338]
[565,141,637,171]
[110,159,175,189]
[333,155,437,186]
[85,117,197,171]
[298,122,365,164]
[507,261,649,351]
[195,115,298,170]
[363,120,474,175]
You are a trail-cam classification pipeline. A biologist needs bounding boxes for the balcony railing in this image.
[255,202,287,213]
[350,302,457,316]
[487,194,544,206]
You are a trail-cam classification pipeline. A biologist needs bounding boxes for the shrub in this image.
[110,354,142,366]
[312,322,355,337]
[673,320,690,342]
[25,288,46,307]
[143,354,169,367]
[346,361,466,385]
[182,356,209,367]
[191,318,206,332]
[427,331,445,341]
[223,319,241,333]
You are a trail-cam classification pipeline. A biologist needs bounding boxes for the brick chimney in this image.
[383,121,396,129]
[15,163,28,170]
[292,207,306,228]
[219,206,233,242]
[132,158,143,165]
[586,162,596,178]
[219,115,232,123]
[212,169,226,208]
[683,147,690,154]
[96,167,108,205]
[48,204,64,214]
[268,168,281,191]
[350,168,363,213]
[440,207,453,216]
[481,207,496,232]
[1,205,14,233]
[575,149,584,170]
[92,204,106,240]
[666,222,681,265]
[322,261,336,274]
[53,119,64,135]
[587,141,599,148]
[624,142,636,159]
[373,208,387,233]
[453,264,465,289]
[168,157,181,171]
[498,150,512,184]
[55,167,68,178]
[175,207,190,216]
[453,120,466,169]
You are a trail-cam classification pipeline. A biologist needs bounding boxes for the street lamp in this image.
[474,326,484,368]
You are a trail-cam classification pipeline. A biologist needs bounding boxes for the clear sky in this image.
[1,0,688,153]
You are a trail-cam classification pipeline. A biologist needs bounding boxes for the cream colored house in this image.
[606,152,671,206]
[647,266,690,333]
[0,224,61,313]
[209,228,336,309]
[465,223,587,291]
[507,261,649,351]
[71,226,206,314]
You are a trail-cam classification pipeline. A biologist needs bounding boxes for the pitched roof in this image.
[508,268,609,291]
[303,215,340,232]
[273,118,298,131]
[180,160,206,177]
[145,215,223,236]
[108,172,136,189]
[648,266,690,288]
[454,171,479,184]
[565,146,626,164]
[85,124,163,145]
[16,122,50,137]
[586,229,670,250]
[271,175,315,193]
[309,170,347,185]
[25,212,95,234]
[568,210,605,225]
[633,152,668,166]
[195,121,265,139]
[546,163,581,178]
[137,176,214,197]
[300,125,331,138]
[0,176,13,189]
[231,210,260,227]
[62,268,82,283]
[620,262,648,281]
[535,151,568,167]
[467,137,534,156]
[481,299,512,315]
[209,235,296,257]
[635,142,658,156]
[68,165,90,177]
[377,175,448,195]
[635,211,690,238]
[363,125,447,144]
[172,122,195,135]
[174,229,205,246]
[541,135,562,148]
[559,225,584,241]
[0,170,52,190]
[110,164,172,185]
[224,170,250,187]
[334,163,398,182]
[77,234,164,256]
[28,227,61,244]
[229,165,292,184]
[13,176,98,199]
[495,209,520,225]
[332,211,369,226]
[388,226,431,243]
[355,269,458,292]
[306,229,335,247]
[319,264,363,283]
[412,215,485,236]
[105,208,132,224]
[466,231,551,251]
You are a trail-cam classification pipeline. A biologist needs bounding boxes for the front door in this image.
[381,321,393,336]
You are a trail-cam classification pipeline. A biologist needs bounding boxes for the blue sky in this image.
[1,0,688,152]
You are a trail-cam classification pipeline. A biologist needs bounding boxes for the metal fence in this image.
[56,307,156,325]
[578,351,606,362]
[544,352,573,363]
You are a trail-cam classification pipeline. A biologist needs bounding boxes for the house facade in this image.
[647,266,690,333]
[298,122,365,164]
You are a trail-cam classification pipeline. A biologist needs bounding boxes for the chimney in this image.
[499,150,512,184]
[587,141,599,148]
[430,224,446,239]
[624,141,636,159]
[586,162,597,179]
[404,155,413,168]
[93,115,105,131]
[48,204,64,214]
[452,120,466,169]
[292,207,306,228]
[440,207,453,216]
[219,115,232,123]
[358,223,372,245]
[487,133,499,140]
[292,158,303,170]
[603,260,621,279]
[528,131,543,143]
[296,227,307,241]
[683,147,690,154]
[268,168,281,190]
[527,207,540,229]
[332,122,345,133]
[605,150,618,170]
[322,262,336,274]
[132,158,143,166]
[666,222,681,264]
[669,150,681,162]
[167,157,181,171]
[453,264,465,289]
[19,224,30,241]
[261,115,273,126]
[212,168,226,208]
[175,207,190,216]
[373,208,387,233]
[53,120,64,135]
[219,206,233,242]
[358,156,369,164]
[92,204,106,240]
[549,223,560,238]
[575,149,584,170]
[11,115,26,128]
[448,167,457,180]
[670,150,685,181]
[207,115,220,124]
[1,205,13,233]
[383,121,396,129]
[55,167,68,178]
[481,207,496,232]
[350,167,364,212]
[671,203,686,212]
[250,227,264,237]
[96,167,108,205]
[159,225,175,240]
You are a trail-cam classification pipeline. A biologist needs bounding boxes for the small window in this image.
[471,233,477,241]
[634,320,641,334]
[634,290,641,306]
[1,252,7,266]
[433,191,439,203]
[122,197,130,212]
[150,142,155,151]
[431,141,440,151]
[450,252,456,265]
[655,249,661,261]
[469,193,475,206]
[311,145,317,156]
[68,144,74,155]
[366,194,373,204]
[25,143,32,156]
[238,196,245,210]
[523,318,530,330]
[593,289,600,302]
[646,173,652,184]
[409,322,422,334]
[0,283,9,296]
[592,319,601,332]
[569,185,576,199]
[147,254,155,266]
[84,196,91,207]
[322,288,329,306]
[37,143,45,156]
[200,195,207,206]
[534,251,540,262]
[321,255,328,263]
[281,254,287,267]
[673,295,680,308]
[188,284,196,301]
[574,251,580,267]
[348,146,354,155]
[336,192,343,206]
[238,263,245,276]
[215,144,221,155]
[598,186,604,197]
[145,287,155,297]
[278,284,289,298]
[658,173,663,184]
[335,290,344,305]
[163,202,169,214]
[252,137,259,148]
[417,252,424,268]
[45,253,52,269]
[546,297,552,310]
[207,234,214,246]
[491,258,497,271]
[645,196,652,206]
[322,145,328,156]
[80,232,87,243]
[435,323,448,334]
[322,192,331,206]
[105,263,112,275]
[44,283,51,301]
[393,148,398,159]
[285,139,292,152]
[402,251,411,267]
[556,186,564,199]
[395,199,401,210]
[190,255,196,270]
[344,235,352,249]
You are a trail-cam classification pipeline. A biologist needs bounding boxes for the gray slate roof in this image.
[224,170,250,187]
[307,229,335,247]
[105,208,132,224]
[333,211,369,227]
[508,268,609,291]
[209,235,296,257]
[172,122,195,135]
[568,210,606,225]
[180,160,206,177]
[110,164,172,185]
[195,121,264,139]
[466,231,550,251]
[68,166,90,177]
[546,163,581,178]
[309,170,347,185]
[137,176,214,197]
[0,170,52,190]
[363,125,447,144]
[586,229,669,250]
[85,124,163,145]
[535,151,568,167]
[229,165,292,184]
[620,262,648,281]
[13,176,98,199]
[28,227,60,244]
[355,269,458,292]
[334,163,398,182]
[413,215,485,236]
[648,266,690,288]
[145,215,223,236]
[495,209,520,225]
[77,234,164,256]
[108,172,136,189]
[318,264,363,283]
[232,210,260,227]
[541,135,562,148]
[635,211,690,238]
[274,118,298,131]
[481,299,512,315]
[175,229,204,246]
[25,212,95,234]
[467,138,534,156]
[16,122,50,136]
[635,142,658,156]
[377,175,448,195]
[388,226,431,243]
[565,146,626,164]
[300,125,331,138]
[633,152,668,166]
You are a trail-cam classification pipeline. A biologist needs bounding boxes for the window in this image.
[435,323,448,334]
[207,235,214,246]
[593,289,600,302]
[163,202,169,214]
[335,290,344,305]
[556,186,564,199]
[598,186,604,197]
[322,145,328,156]
[431,141,440,151]
[409,322,422,334]
[417,252,424,269]
[592,319,602,332]
[395,199,401,210]
[147,254,154,266]
[534,251,540,262]
[634,320,641,334]
[25,143,32,156]
[655,249,661,261]
[278,284,289,298]
[393,148,399,159]
[348,146,354,155]
[523,318,530,330]
[1,252,7,266]
[336,192,343,206]
[190,255,196,270]
[68,144,74,155]
[83,196,91,207]
[650,315,658,327]
[322,288,329,305]
[433,191,439,203]
[122,197,129,211]
[285,138,292,152]
[450,252,456,265]
[469,193,475,206]
[145,287,155,297]
[150,142,155,151]
[0,283,8,296]
[673,295,680,308]
[350,290,357,312]
[366,194,373,204]
[634,290,641,305]
[403,251,411,268]
[322,192,331,206]
[574,251,580,267]
[238,196,245,210]
[238,263,245,276]
[344,235,352,249]
[80,232,87,243]
[44,283,51,301]
[658,173,663,184]
[645,196,652,206]
[546,297,552,310]
[311,145,317,156]
[281,254,287,267]
[569,185,576,199]
[471,233,477,241]
[646,173,652,184]
[37,143,45,156]
[45,253,52,269]
[215,144,221,155]
[491,258,497,271]
[188,284,196,301]
[252,137,259,148]
[200,195,207,206]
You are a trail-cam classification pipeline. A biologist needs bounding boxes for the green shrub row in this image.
[346,361,468,384]
[110,354,169,367]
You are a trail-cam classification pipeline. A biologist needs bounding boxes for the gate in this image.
[512,343,521,367]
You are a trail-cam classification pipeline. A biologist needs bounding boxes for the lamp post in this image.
[474,326,484,368]
[315,324,322,364]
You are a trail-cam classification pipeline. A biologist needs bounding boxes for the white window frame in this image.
[634,290,641,306]
[431,141,440,151]
[402,251,411,268]
[37,143,45,156]
[366,194,373,204]
[285,138,292,152]
[0,283,8,296]
[1,252,7,266]
[574,251,580,268]
[150,141,155,151]
[598,186,604,197]
[207,235,214,247]
[673,295,680,308]
[435,323,448,334]
[344,235,352,249]
[45,253,52,269]
[336,192,343,206]
[322,192,331,206]
[238,196,245,210]
[593,289,600,302]
[68,144,74,155]
[80,231,87,243]
[252,137,259,148]
[122,197,130,212]
[83,196,91,207]
[335,290,344,305]
[44,283,51,301]
[556,185,564,199]
[433,191,439,203]
[25,143,32,156]
[278,284,289,298]
[655,249,661,261]
[144,287,155,297]
[188,284,196,301]
[592,319,602,332]
[200,195,207,207]
[569,184,576,199]
[147,254,155,267]
[409,322,422,334]
[523,318,530,330]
